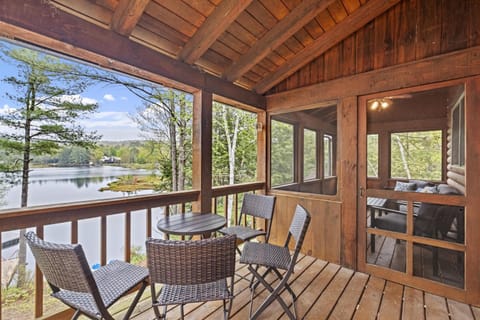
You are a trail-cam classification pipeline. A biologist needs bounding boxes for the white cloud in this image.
[103,94,115,101]
[50,94,98,105]
[79,111,142,141]
[0,104,17,115]
[120,96,127,101]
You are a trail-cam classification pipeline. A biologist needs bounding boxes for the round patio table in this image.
[156,212,226,238]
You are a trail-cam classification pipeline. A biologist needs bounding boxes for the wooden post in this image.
[465,77,480,305]
[256,111,267,189]
[192,90,213,213]
[339,96,358,269]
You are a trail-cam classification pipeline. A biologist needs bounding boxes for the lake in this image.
[1,166,165,269]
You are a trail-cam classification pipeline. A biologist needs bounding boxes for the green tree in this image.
[390,130,442,181]
[212,102,256,223]
[0,45,100,287]
[131,88,192,192]
[271,120,294,186]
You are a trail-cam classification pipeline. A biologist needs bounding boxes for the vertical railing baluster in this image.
[234,193,238,226]
[35,226,44,318]
[181,202,186,213]
[71,219,78,244]
[164,206,170,240]
[224,195,228,225]
[146,208,152,238]
[101,216,107,266]
[125,211,131,262]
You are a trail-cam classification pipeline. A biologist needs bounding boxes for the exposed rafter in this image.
[179,0,253,65]
[0,0,266,108]
[111,0,150,36]
[254,0,401,94]
[223,0,335,82]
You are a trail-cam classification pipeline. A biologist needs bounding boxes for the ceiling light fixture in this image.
[369,98,391,111]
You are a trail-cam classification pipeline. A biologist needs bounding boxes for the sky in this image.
[0,39,146,141]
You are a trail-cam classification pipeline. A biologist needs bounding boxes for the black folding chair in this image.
[240,205,311,320]
[219,193,276,254]
[25,231,149,320]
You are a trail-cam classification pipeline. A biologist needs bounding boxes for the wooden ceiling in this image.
[48,0,399,95]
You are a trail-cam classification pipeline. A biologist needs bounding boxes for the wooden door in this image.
[357,81,470,303]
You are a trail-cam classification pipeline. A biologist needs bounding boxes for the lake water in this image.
[1,166,165,269]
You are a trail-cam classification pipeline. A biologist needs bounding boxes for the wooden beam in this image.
[192,90,213,213]
[339,96,358,269]
[267,45,480,111]
[224,0,335,82]
[465,77,480,305]
[111,0,150,36]
[0,0,266,109]
[179,0,253,64]
[255,0,401,94]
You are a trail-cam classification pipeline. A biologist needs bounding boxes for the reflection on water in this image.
[0,166,154,209]
[1,166,163,269]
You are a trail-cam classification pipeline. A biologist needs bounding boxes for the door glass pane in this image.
[367,134,379,178]
[390,130,442,181]
[413,243,464,289]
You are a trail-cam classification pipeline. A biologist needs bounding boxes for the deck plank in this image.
[303,266,354,319]
[448,299,475,320]
[424,292,449,320]
[277,261,339,319]
[402,286,425,320]
[352,276,386,319]
[125,253,476,320]
[328,272,369,320]
[378,281,403,320]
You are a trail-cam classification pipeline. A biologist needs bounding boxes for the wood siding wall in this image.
[268,192,342,264]
[268,0,480,95]
[265,0,480,305]
[447,101,466,194]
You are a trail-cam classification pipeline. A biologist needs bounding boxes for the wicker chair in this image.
[24,231,149,320]
[219,193,276,253]
[146,234,237,320]
[240,205,311,320]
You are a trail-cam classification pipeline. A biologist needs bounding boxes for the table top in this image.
[156,212,226,236]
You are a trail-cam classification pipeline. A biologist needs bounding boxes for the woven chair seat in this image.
[53,260,148,318]
[25,232,149,320]
[156,279,231,306]
[219,225,266,241]
[240,242,291,270]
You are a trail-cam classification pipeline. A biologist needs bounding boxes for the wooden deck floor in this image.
[115,254,480,320]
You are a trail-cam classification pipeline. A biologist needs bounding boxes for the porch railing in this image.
[0,181,264,320]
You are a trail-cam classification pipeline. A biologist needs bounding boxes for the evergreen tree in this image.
[0,45,100,287]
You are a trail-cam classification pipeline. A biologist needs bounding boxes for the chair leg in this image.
[122,280,148,320]
[181,304,185,319]
[370,234,376,252]
[433,247,439,276]
[71,310,81,320]
[248,264,296,320]
[151,285,165,320]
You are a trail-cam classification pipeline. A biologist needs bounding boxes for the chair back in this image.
[287,205,311,264]
[415,203,463,240]
[146,234,236,286]
[24,231,97,294]
[240,193,276,237]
